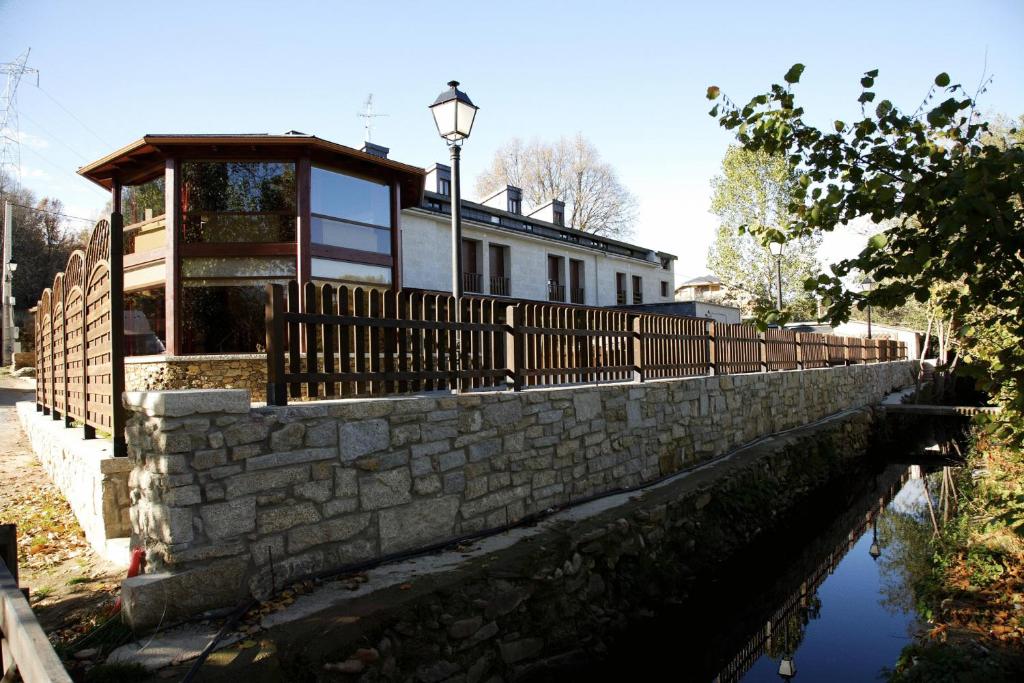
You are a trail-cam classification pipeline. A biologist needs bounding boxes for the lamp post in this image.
[429,81,479,392]
[869,518,881,561]
[860,275,876,339]
[768,241,784,310]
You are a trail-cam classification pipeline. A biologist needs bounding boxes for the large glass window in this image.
[181,161,296,243]
[121,176,165,226]
[124,288,166,356]
[311,166,391,255]
[181,283,269,353]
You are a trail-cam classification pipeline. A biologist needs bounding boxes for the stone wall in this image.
[120,360,916,625]
[125,354,266,402]
[16,402,132,564]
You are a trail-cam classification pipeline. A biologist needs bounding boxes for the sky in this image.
[2,0,1022,283]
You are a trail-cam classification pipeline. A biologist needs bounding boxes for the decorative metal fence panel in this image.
[267,281,910,405]
[33,216,125,453]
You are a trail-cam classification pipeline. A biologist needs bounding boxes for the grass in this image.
[32,586,54,600]
[66,576,93,586]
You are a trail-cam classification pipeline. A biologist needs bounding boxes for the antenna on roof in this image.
[358,94,388,143]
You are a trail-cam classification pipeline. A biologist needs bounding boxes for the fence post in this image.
[505,304,523,391]
[0,524,16,586]
[795,332,803,370]
[759,330,768,372]
[265,284,287,406]
[109,212,127,457]
[707,320,716,376]
[632,316,644,383]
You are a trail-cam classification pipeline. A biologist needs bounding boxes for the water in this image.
[575,461,948,682]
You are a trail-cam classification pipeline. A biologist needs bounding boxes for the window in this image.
[616,272,627,305]
[181,161,296,243]
[121,176,165,226]
[553,208,564,226]
[462,239,482,293]
[508,197,521,214]
[311,166,392,255]
[570,259,585,304]
[438,178,451,196]
[124,288,166,356]
[489,244,510,296]
[181,284,269,353]
[632,275,643,304]
[547,255,565,302]
[661,281,669,298]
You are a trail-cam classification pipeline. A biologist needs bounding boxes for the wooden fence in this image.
[1,525,74,683]
[266,282,908,405]
[33,215,125,455]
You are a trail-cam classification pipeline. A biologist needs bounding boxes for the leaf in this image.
[240,640,258,649]
[706,85,720,100]
[861,76,874,88]
[784,64,805,84]
[868,233,887,250]
[935,72,951,87]
[865,69,879,78]
[875,100,893,117]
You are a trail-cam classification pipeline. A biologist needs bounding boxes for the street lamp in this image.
[860,275,876,339]
[768,241,784,310]
[869,519,881,561]
[429,80,479,391]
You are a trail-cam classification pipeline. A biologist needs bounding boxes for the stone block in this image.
[287,513,371,554]
[438,449,467,472]
[201,497,256,539]
[224,466,309,498]
[339,419,390,461]
[123,389,251,418]
[270,422,306,451]
[121,556,250,630]
[223,419,271,447]
[258,502,321,535]
[414,474,442,496]
[335,468,358,498]
[468,439,501,462]
[305,421,338,448]
[359,469,412,510]
[246,447,337,471]
[192,448,228,471]
[378,496,460,554]
[295,479,333,503]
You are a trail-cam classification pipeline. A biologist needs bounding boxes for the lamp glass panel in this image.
[455,101,477,137]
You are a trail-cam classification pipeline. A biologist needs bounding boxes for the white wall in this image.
[401,210,674,306]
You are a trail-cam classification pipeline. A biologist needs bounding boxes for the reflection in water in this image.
[572,455,961,683]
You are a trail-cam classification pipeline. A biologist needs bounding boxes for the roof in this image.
[677,274,721,287]
[414,190,677,265]
[77,133,425,208]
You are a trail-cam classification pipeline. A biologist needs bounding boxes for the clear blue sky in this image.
[3,0,1022,281]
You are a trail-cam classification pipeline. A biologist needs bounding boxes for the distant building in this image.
[787,320,925,359]
[674,274,725,301]
[628,300,741,325]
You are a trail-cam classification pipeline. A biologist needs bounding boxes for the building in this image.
[674,274,724,302]
[76,133,676,357]
[627,300,741,325]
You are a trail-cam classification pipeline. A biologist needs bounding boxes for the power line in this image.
[12,141,108,196]
[5,201,98,224]
[18,109,91,162]
[35,84,112,148]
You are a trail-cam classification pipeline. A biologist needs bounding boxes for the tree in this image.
[0,171,87,346]
[475,134,637,238]
[707,146,821,320]
[708,65,1024,441]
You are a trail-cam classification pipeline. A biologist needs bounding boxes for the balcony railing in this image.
[463,272,483,293]
[570,287,585,305]
[547,283,565,302]
[616,290,627,305]
[490,275,511,297]
[633,290,644,305]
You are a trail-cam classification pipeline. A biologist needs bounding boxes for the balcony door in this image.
[488,244,510,296]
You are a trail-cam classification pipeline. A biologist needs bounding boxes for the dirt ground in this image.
[0,373,124,654]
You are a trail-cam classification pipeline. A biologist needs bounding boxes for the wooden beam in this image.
[297,156,312,302]
[180,243,297,258]
[164,159,181,354]
[391,180,402,291]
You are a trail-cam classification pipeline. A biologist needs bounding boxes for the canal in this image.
[562,446,960,682]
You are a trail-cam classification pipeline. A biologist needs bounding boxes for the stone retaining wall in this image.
[16,402,132,564]
[125,354,266,402]
[121,361,915,625]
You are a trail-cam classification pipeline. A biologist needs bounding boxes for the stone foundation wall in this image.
[121,361,916,624]
[125,354,267,402]
[16,402,132,562]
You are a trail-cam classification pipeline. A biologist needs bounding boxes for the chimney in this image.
[425,163,452,196]
[527,199,565,226]
[482,185,523,214]
[360,141,390,159]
